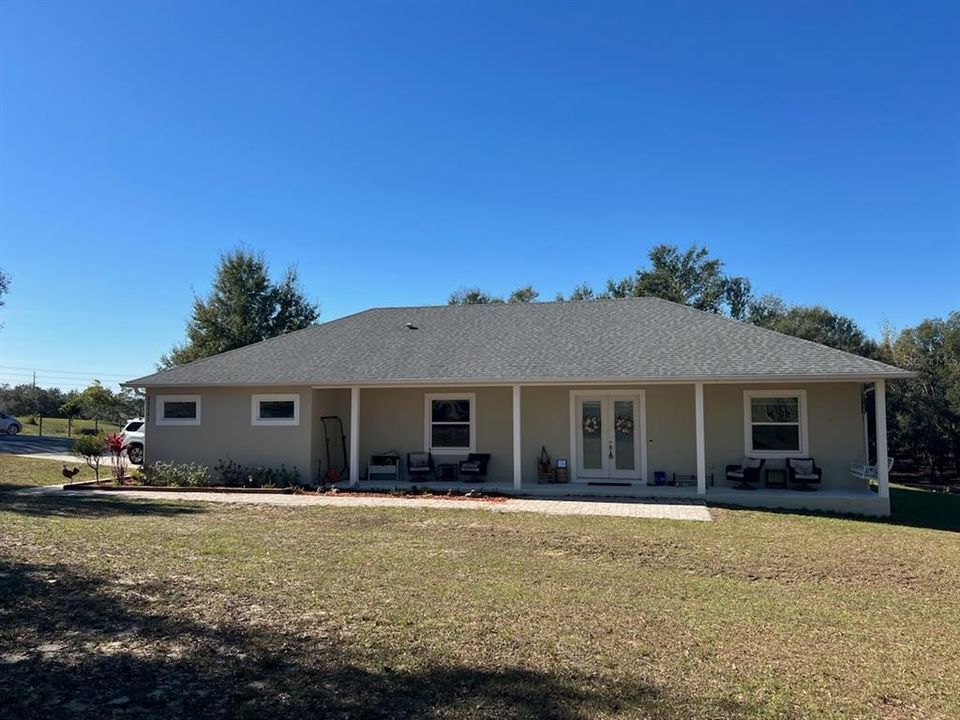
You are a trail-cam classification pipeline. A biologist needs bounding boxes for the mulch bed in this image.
[69,481,295,495]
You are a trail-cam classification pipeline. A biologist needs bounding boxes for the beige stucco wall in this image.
[146,381,867,492]
[519,386,571,483]
[520,382,863,489]
[519,385,698,484]
[646,385,698,480]
[145,386,314,481]
[357,386,514,482]
[704,382,865,490]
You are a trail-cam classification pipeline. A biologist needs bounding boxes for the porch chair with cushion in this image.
[406,452,435,483]
[726,457,765,490]
[787,458,822,491]
[459,453,491,483]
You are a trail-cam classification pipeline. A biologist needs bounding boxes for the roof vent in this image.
[405,322,418,330]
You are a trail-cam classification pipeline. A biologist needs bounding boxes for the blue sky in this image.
[1,0,957,392]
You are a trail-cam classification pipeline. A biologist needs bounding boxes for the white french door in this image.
[574,392,645,481]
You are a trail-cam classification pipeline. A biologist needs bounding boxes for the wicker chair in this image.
[787,458,822,491]
[725,457,765,490]
[459,453,491,482]
[406,452,435,482]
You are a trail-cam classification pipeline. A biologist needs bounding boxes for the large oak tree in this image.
[160,249,319,368]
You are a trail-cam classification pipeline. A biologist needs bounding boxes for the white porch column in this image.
[695,382,706,495]
[875,379,889,499]
[512,384,522,490]
[349,386,360,487]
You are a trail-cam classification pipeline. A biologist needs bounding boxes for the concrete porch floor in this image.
[341,479,889,517]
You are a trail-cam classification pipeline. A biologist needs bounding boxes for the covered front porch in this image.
[313,378,893,517]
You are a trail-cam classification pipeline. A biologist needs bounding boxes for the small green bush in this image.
[72,432,106,480]
[142,461,210,487]
[72,432,104,458]
[213,459,300,488]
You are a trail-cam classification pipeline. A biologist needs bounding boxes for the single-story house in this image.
[125,297,910,516]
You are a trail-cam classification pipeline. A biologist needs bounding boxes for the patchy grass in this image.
[0,492,957,719]
[14,415,121,438]
[0,454,106,489]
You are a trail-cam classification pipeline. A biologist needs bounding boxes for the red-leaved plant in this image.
[104,432,128,486]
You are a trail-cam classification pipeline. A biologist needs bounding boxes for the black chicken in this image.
[62,465,81,481]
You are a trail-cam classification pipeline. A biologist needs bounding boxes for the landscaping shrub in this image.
[142,461,210,487]
[72,433,105,481]
[138,460,299,488]
[103,432,127,485]
[213,459,300,488]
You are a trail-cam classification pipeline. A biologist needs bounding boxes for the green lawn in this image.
[0,481,958,719]
[0,454,108,489]
[14,415,121,438]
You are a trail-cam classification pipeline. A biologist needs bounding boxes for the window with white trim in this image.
[156,395,201,426]
[424,393,476,454]
[251,394,300,426]
[743,390,807,456]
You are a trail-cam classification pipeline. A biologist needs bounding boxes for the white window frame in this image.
[251,393,301,427]
[424,392,476,455]
[743,389,808,458]
[156,394,201,426]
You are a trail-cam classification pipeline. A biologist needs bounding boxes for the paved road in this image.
[0,435,131,464]
[0,435,73,456]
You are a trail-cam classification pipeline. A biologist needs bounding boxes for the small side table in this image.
[436,463,459,482]
[765,468,787,488]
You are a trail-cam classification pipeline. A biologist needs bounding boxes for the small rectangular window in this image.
[260,401,295,419]
[156,395,201,426]
[252,394,300,426]
[163,402,196,419]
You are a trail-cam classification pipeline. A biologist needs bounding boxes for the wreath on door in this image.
[582,416,601,435]
[615,415,634,436]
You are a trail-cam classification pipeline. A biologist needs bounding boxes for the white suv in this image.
[120,418,145,464]
[0,411,22,435]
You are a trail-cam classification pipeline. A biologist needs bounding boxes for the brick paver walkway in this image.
[50,487,711,521]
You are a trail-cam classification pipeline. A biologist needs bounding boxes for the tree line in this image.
[0,380,142,424]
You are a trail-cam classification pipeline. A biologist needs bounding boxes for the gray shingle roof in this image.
[126,298,910,387]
